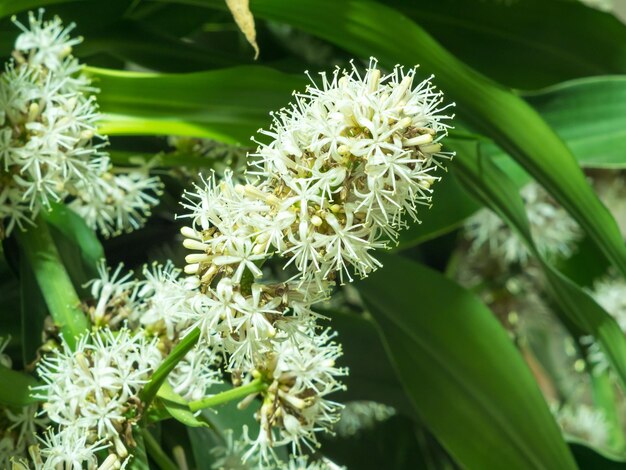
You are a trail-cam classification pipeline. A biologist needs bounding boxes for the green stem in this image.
[189,378,267,412]
[141,328,201,410]
[16,215,89,350]
[142,429,178,470]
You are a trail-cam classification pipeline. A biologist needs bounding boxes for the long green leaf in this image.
[488,76,626,168]
[88,66,306,142]
[19,250,48,365]
[383,0,626,89]
[15,217,89,349]
[43,203,105,293]
[357,253,577,470]
[322,310,415,417]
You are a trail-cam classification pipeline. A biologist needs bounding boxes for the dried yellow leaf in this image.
[225,0,259,59]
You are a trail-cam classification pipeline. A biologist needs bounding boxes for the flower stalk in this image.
[140,327,201,410]
[189,378,267,412]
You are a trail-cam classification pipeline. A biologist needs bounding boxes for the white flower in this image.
[69,169,163,238]
[86,261,139,324]
[333,401,396,437]
[32,328,162,456]
[287,455,344,470]
[465,181,581,265]
[594,171,626,239]
[4,404,48,451]
[168,345,223,401]
[552,403,609,448]
[36,425,109,469]
[244,328,347,464]
[590,273,626,333]
[134,261,197,339]
[13,10,82,71]
[210,430,260,470]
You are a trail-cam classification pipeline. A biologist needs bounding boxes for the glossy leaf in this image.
[42,203,105,293]
[382,0,626,89]
[15,218,89,349]
[0,364,40,407]
[329,310,415,417]
[357,253,577,469]
[157,382,210,428]
[571,443,626,470]
[88,66,306,142]
[19,250,48,365]
[487,77,626,168]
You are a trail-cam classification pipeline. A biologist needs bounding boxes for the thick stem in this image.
[140,328,201,410]
[16,215,89,349]
[189,378,267,412]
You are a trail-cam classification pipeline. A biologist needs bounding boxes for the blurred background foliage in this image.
[2,0,626,468]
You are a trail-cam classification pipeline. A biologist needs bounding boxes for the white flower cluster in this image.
[210,430,344,470]
[552,403,609,448]
[578,272,626,372]
[590,274,626,334]
[0,10,161,238]
[31,328,162,466]
[183,59,452,288]
[333,401,396,438]
[243,328,347,463]
[465,181,581,266]
[86,261,224,401]
[177,60,451,464]
[594,171,626,239]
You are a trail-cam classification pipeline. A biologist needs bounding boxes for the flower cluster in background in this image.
[0,10,162,239]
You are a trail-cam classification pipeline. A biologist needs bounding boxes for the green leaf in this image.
[486,77,626,169]
[320,415,453,470]
[19,249,48,365]
[329,310,415,417]
[88,66,306,142]
[156,382,210,428]
[589,370,626,453]
[570,443,626,470]
[357,253,577,470]
[452,139,626,390]
[81,19,241,72]
[0,364,40,407]
[396,170,480,249]
[128,429,151,470]
[383,0,626,89]
[42,203,104,294]
[15,217,89,349]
